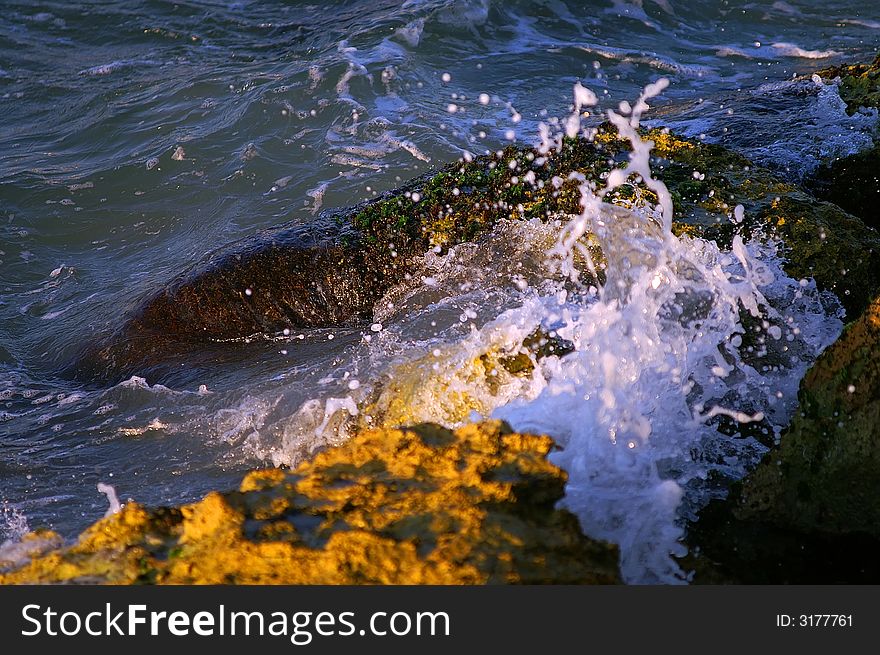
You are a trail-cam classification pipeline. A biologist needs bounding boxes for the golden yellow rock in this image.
[0,421,620,585]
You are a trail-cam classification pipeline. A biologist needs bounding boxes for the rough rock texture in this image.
[756,192,878,314]
[818,52,880,115]
[685,297,880,583]
[0,421,620,584]
[808,53,880,228]
[739,298,880,534]
[84,125,880,383]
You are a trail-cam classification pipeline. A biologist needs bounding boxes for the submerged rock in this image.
[362,327,573,430]
[685,295,880,583]
[0,421,620,584]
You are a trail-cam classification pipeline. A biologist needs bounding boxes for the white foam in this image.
[0,502,37,570]
[79,61,128,76]
[578,45,715,79]
[770,42,840,59]
[306,183,328,215]
[748,77,878,176]
[655,77,879,178]
[840,18,880,29]
[488,83,842,582]
[97,483,122,517]
[78,59,158,76]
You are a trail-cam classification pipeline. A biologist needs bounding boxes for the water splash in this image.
[1,502,29,543]
[51,69,833,585]
[97,483,122,517]
[236,78,844,582]
[492,80,842,582]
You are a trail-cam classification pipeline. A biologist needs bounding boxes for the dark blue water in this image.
[0,0,877,565]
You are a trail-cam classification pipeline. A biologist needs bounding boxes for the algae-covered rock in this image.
[685,296,880,583]
[808,53,880,227]
[0,421,620,584]
[755,193,879,315]
[81,138,610,382]
[738,296,880,535]
[818,52,880,115]
[82,119,880,382]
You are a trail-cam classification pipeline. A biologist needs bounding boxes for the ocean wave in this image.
[577,45,716,78]
[771,42,840,59]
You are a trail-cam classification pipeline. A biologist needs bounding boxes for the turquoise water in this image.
[0,1,877,576]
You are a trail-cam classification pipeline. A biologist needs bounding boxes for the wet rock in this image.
[682,508,880,584]
[807,143,880,230]
[0,421,620,584]
[363,328,573,430]
[807,53,880,227]
[685,296,880,583]
[755,193,879,316]
[79,217,411,382]
[81,141,609,382]
[818,52,880,115]
[738,296,880,535]
[497,327,575,377]
[86,125,880,381]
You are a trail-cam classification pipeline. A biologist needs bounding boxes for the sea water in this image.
[1,0,875,581]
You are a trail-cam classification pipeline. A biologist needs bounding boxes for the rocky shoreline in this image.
[3,54,879,584]
[682,54,880,583]
[0,421,620,584]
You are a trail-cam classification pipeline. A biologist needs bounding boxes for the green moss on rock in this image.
[756,193,880,317]
[818,52,880,114]
[738,297,880,535]
[685,296,880,583]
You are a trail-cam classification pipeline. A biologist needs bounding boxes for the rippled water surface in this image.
[1,0,877,579]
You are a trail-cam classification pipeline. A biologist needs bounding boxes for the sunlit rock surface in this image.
[0,421,619,584]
